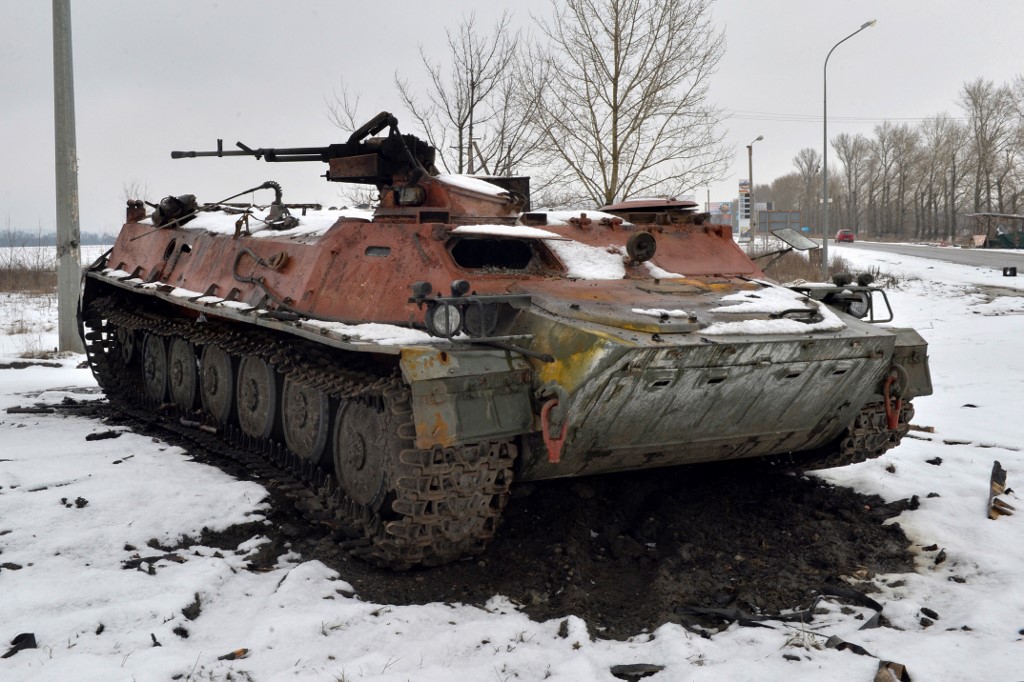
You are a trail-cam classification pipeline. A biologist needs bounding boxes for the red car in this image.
[835,229,855,243]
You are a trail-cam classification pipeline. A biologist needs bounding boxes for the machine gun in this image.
[171,111,437,186]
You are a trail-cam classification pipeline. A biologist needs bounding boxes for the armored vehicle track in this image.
[50,395,918,641]
[82,292,515,569]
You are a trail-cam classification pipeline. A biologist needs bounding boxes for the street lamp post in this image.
[747,135,763,243]
[822,19,876,280]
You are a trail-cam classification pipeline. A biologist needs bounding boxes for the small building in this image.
[968,213,1024,249]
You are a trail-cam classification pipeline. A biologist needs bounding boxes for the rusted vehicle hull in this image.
[80,113,931,568]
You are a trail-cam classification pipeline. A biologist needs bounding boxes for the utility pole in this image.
[467,77,476,175]
[747,135,763,243]
[822,19,876,280]
[53,0,83,353]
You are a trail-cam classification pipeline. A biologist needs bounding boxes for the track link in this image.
[770,400,916,472]
[81,288,515,569]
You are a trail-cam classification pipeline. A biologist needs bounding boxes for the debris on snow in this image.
[875,660,912,682]
[988,460,1016,519]
[610,662,665,679]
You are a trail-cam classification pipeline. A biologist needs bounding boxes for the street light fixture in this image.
[747,135,763,243]
[821,19,876,280]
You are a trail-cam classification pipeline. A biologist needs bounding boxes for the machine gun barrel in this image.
[167,113,436,185]
[170,112,399,162]
[171,139,340,162]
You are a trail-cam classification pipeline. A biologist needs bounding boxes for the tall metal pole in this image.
[748,135,763,243]
[467,77,475,175]
[53,0,83,352]
[822,19,876,281]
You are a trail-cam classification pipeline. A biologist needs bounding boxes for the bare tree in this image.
[918,116,947,238]
[324,79,363,134]
[524,0,729,206]
[121,177,149,204]
[917,114,968,239]
[832,133,870,233]
[762,172,802,214]
[395,12,524,175]
[944,120,972,240]
[473,58,547,177]
[322,80,381,207]
[793,148,821,226]
[761,76,1024,242]
[867,123,900,236]
[889,123,922,235]
[960,78,1015,212]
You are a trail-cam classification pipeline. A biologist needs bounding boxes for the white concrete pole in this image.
[53,0,84,353]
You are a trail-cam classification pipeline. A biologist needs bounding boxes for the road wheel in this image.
[168,338,199,410]
[282,378,330,464]
[141,333,167,402]
[332,399,398,512]
[115,326,136,366]
[200,345,235,423]
[237,355,278,439]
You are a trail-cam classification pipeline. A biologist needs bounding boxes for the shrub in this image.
[0,244,57,293]
[746,243,849,284]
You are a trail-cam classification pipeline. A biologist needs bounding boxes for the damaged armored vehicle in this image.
[80,112,932,568]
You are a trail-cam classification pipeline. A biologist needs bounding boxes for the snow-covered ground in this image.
[1,245,1022,681]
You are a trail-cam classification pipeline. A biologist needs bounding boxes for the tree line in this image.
[329,0,729,208]
[760,77,1024,241]
[1,228,117,247]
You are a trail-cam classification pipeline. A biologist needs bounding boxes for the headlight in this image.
[626,231,657,262]
[464,302,499,337]
[846,291,871,318]
[425,303,463,338]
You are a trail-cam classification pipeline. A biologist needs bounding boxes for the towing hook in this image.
[541,399,568,464]
[537,382,570,463]
[536,382,569,424]
[883,364,908,430]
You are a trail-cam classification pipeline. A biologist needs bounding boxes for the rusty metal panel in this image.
[408,372,532,449]
[327,154,381,183]
[402,348,533,448]
[891,328,933,397]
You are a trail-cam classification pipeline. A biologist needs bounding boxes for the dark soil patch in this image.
[265,462,914,639]
[72,399,914,640]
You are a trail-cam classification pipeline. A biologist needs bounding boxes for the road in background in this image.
[829,241,1024,271]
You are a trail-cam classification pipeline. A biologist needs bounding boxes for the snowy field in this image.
[0,245,111,270]
[1,244,1022,681]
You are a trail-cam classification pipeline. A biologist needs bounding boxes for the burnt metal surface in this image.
[600,198,699,213]
[82,113,932,567]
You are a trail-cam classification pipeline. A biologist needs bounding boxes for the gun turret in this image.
[171,112,436,186]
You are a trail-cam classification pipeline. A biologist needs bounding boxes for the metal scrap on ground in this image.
[988,460,1015,519]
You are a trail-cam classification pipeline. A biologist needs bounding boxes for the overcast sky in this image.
[4,0,1024,235]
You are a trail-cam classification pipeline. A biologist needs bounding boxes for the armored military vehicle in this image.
[80,113,931,568]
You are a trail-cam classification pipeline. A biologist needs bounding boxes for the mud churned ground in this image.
[263,461,914,640]
[84,401,913,641]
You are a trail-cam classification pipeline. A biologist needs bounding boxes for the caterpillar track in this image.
[767,400,915,472]
[820,400,915,469]
[81,290,516,570]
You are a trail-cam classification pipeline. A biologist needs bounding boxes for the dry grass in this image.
[0,266,57,293]
[750,246,855,284]
[18,334,58,359]
[0,246,57,293]
[1,291,59,358]
[748,243,908,287]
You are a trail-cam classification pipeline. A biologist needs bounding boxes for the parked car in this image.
[835,229,855,243]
